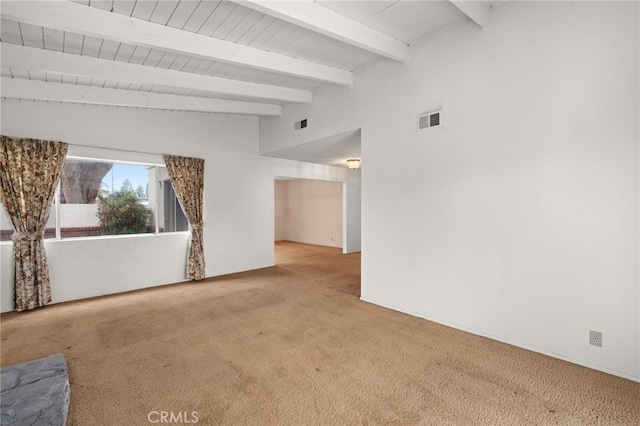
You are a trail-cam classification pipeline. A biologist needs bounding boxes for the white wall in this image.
[0,100,361,312]
[260,1,640,381]
[274,180,287,241]
[343,169,361,255]
[274,179,343,249]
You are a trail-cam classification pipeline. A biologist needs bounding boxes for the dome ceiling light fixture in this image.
[346,158,361,169]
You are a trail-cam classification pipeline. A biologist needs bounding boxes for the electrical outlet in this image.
[589,330,602,347]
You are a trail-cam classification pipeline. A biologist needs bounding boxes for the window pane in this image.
[61,159,152,237]
[162,179,189,233]
[5,156,190,240]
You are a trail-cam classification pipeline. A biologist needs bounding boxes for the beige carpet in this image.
[1,241,638,425]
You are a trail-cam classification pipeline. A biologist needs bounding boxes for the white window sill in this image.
[0,230,190,245]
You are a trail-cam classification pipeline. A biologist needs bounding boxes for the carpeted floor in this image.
[1,241,639,425]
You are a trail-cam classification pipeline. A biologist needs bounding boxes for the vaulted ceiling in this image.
[0,0,495,117]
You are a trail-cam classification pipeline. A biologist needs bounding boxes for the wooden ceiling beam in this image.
[237,0,410,62]
[1,43,311,104]
[1,78,282,116]
[449,1,492,29]
[1,0,353,86]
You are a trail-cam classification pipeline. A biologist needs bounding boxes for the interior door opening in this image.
[274,177,343,250]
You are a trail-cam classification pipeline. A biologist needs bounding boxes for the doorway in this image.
[274,178,343,249]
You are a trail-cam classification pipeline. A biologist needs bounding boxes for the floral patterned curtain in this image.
[0,136,68,311]
[163,154,205,280]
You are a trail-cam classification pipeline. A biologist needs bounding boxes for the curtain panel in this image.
[163,154,205,281]
[0,136,68,311]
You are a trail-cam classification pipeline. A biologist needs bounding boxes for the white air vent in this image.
[417,110,442,131]
[294,118,308,131]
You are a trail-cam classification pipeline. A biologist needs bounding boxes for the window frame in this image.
[0,154,190,243]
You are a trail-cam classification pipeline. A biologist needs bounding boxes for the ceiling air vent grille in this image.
[418,110,442,131]
[294,118,308,131]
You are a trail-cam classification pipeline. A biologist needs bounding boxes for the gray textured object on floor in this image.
[0,353,70,426]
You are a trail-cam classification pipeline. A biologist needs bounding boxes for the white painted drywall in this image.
[274,180,288,242]
[260,1,640,381]
[0,100,361,312]
[274,179,343,248]
[343,171,361,255]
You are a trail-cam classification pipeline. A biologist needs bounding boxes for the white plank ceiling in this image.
[0,0,495,116]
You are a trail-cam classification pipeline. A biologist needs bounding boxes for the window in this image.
[59,159,154,238]
[1,157,188,242]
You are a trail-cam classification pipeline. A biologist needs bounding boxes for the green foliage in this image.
[96,189,152,235]
[135,185,146,199]
[97,182,110,199]
[120,178,133,192]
